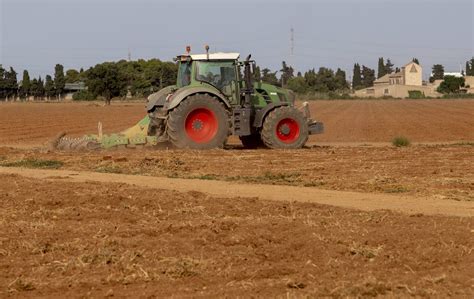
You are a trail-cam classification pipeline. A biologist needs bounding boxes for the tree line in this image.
[0,64,67,100]
[1,57,473,101]
[0,59,177,103]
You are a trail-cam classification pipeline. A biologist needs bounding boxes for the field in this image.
[0,100,473,297]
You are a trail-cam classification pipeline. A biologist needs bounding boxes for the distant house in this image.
[64,82,86,100]
[463,76,474,93]
[355,61,440,98]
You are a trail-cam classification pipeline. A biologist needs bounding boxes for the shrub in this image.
[408,90,425,99]
[72,90,96,101]
[437,76,465,94]
[392,136,410,147]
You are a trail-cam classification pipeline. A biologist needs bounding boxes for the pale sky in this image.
[1,0,473,80]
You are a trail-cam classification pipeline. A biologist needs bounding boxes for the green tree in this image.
[44,75,55,98]
[21,70,31,98]
[315,67,336,92]
[287,76,308,93]
[430,64,444,83]
[30,77,45,99]
[280,61,294,87]
[37,76,45,98]
[3,67,18,99]
[361,65,375,88]
[261,68,279,86]
[377,57,386,78]
[86,63,126,105]
[253,65,261,82]
[0,65,5,99]
[335,68,348,90]
[0,66,16,99]
[412,58,420,64]
[54,64,66,98]
[384,59,394,74]
[304,69,318,89]
[466,58,474,76]
[352,63,362,90]
[65,69,80,83]
[437,76,465,94]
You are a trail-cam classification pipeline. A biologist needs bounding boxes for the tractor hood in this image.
[253,82,296,105]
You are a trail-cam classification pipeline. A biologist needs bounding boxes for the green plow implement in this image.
[52,116,160,150]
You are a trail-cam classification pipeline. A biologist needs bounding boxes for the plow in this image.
[53,46,324,150]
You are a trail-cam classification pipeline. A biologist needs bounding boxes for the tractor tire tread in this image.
[261,106,309,149]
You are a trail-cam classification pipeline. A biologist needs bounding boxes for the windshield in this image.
[195,61,236,91]
[177,62,191,87]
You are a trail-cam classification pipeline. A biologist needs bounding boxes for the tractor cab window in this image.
[177,62,192,87]
[195,61,236,93]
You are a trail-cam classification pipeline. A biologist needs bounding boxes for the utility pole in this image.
[128,48,132,62]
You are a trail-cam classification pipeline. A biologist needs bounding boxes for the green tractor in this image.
[53,47,323,150]
[145,47,323,149]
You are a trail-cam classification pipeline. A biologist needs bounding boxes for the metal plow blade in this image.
[51,116,160,151]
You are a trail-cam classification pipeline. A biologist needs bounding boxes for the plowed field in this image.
[0,100,473,146]
[0,100,473,297]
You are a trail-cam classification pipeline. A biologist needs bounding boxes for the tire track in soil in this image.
[1,166,472,217]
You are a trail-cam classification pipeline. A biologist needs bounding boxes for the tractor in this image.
[53,47,323,150]
[145,46,323,149]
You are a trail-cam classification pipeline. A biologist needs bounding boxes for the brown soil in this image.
[1,174,473,298]
[1,100,473,297]
[1,167,472,217]
[1,144,473,202]
[1,100,473,147]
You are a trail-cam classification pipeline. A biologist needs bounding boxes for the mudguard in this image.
[253,102,289,127]
[146,85,176,112]
[163,86,232,111]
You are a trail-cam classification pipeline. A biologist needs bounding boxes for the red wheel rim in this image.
[185,108,218,143]
[276,118,300,143]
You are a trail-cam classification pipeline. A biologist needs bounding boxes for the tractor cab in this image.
[175,52,241,104]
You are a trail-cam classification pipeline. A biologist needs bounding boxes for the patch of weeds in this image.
[190,174,218,180]
[95,165,123,174]
[162,258,199,279]
[303,180,326,187]
[349,242,383,259]
[254,171,302,184]
[384,186,410,193]
[452,142,474,146]
[1,159,63,169]
[392,136,410,147]
[224,172,302,185]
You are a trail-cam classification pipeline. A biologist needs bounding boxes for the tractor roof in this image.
[190,52,240,61]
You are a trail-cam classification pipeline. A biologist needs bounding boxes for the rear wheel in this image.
[261,106,308,149]
[167,94,229,149]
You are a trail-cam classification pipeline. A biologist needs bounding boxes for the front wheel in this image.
[261,106,309,149]
[166,94,229,149]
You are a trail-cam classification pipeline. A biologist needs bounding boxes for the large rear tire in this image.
[261,106,308,149]
[166,94,229,149]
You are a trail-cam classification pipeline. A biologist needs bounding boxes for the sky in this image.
[0,0,473,80]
